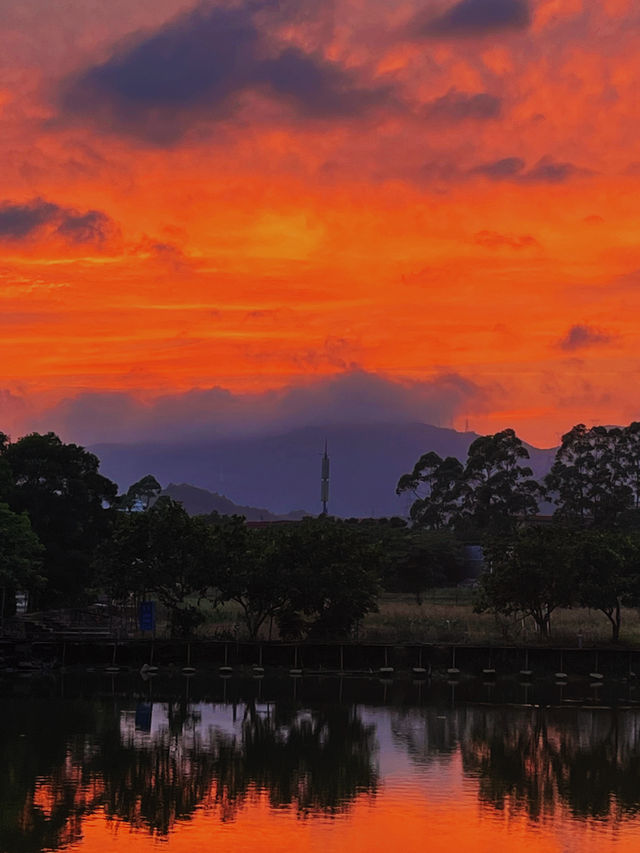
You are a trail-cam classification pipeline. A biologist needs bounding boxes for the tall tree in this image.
[463,429,540,533]
[210,518,380,641]
[116,474,162,511]
[96,497,225,636]
[397,452,465,529]
[3,432,117,606]
[618,421,640,523]
[398,429,539,535]
[571,531,639,642]
[0,503,43,626]
[284,518,381,639]
[545,424,633,527]
[210,521,296,640]
[475,526,575,637]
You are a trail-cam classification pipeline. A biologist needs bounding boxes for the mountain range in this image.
[92,423,556,519]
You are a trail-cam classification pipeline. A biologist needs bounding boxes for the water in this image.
[3,674,640,852]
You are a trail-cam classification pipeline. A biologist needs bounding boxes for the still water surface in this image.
[3,674,640,853]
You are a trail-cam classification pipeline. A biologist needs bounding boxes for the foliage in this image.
[96,498,227,636]
[2,432,117,606]
[397,429,539,536]
[397,452,465,529]
[284,517,381,639]
[570,530,640,642]
[0,503,44,624]
[209,517,380,640]
[475,526,575,637]
[463,430,540,533]
[385,528,462,604]
[545,423,640,528]
[115,474,162,511]
[204,517,282,640]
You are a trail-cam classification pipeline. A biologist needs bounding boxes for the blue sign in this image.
[139,600,156,632]
[135,702,153,732]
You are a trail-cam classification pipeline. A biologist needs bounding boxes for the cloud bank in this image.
[15,370,489,446]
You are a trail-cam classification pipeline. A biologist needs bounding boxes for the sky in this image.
[2,0,640,448]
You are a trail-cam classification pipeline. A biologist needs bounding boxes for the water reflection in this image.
[3,677,640,851]
[0,697,106,852]
[390,705,640,821]
[0,686,378,849]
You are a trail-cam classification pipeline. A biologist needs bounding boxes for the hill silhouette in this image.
[160,482,308,520]
[93,423,555,518]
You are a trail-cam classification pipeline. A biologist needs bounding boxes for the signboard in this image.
[15,591,29,615]
[138,600,156,632]
[135,702,153,732]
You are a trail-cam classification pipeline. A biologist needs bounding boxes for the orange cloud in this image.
[0,0,639,447]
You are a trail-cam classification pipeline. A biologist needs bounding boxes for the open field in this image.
[358,590,640,647]
[186,589,640,648]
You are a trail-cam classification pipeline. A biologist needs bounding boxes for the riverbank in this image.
[2,636,640,683]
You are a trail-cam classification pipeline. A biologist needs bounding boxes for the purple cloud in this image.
[471,155,587,183]
[471,156,526,179]
[60,2,395,143]
[415,0,531,38]
[0,198,118,245]
[558,324,613,352]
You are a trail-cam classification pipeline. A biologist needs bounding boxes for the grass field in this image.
[189,588,640,647]
[358,589,640,647]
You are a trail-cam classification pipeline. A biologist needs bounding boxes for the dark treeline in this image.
[3,422,640,641]
[0,430,463,637]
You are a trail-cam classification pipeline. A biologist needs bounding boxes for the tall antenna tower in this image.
[320,440,330,515]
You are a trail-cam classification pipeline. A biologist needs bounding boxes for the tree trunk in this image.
[605,601,622,643]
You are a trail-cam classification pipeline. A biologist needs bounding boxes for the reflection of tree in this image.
[393,705,640,823]
[99,700,378,830]
[0,698,108,853]
[460,709,556,820]
[98,726,219,834]
[231,703,378,815]
[3,694,379,849]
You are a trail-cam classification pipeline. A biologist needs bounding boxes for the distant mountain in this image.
[161,482,308,521]
[92,423,556,519]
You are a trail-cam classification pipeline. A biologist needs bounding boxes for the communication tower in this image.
[320,441,330,515]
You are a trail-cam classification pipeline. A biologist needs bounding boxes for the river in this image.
[3,673,640,852]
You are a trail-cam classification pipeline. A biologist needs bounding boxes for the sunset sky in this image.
[2,0,640,448]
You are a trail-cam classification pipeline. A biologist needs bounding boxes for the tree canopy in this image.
[545,423,640,528]
[397,429,539,535]
[2,432,117,605]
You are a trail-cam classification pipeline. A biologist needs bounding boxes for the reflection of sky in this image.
[121,701,468,799]
[121,701,251,745]
[361,708,469,800]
